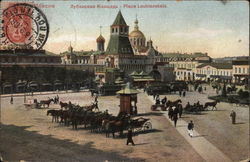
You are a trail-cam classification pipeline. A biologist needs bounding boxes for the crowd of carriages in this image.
[152,94,219,114]
[47,101,149,138]
[146,81,188,95]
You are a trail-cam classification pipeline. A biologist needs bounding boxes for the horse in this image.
[167,99,182,108]
[84,102,99,112]
[102,113,129,138]
[59,101,68,109]
[40,99,54,108]
[47,109,60,122]
[204,101,219,110]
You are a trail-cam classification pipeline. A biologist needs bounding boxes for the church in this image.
[94,10,168,80]
[61,11,211,83]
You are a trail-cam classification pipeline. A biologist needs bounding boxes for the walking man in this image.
[10,95,13,104]
[126,128,135,146]
[230,110,236,124]
[168,106,174,120]
[178,104,183,118]
[188,120,194,137]
[182,91,186,97]
[179,90,182,97]
[173,113,178,127]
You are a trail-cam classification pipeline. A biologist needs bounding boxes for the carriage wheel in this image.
[143,122,152,131]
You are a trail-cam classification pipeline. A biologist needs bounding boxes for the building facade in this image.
[196,63,233,82]
[232,59,249,84]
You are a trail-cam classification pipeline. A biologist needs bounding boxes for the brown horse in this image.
[166,99,182,108]
[204,101,219,110]
[84,103,99,112]
[40,99,54,108]
[59,101,68,109]
[47,109,60,122]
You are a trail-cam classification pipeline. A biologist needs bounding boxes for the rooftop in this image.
[197,63,232,69]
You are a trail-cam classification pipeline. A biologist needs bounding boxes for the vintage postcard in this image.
[0,0,249,161]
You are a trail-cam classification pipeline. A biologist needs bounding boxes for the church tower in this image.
[105,10,134,55]
[96,26,105,52]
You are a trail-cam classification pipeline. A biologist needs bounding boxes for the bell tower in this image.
[96,26,105,52]
[105,10,134,55]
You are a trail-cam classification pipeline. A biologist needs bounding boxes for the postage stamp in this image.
[1,3,49,50]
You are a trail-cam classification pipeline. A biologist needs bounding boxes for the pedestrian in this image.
[153,93,156,100]
[156,94,160,101]
[168,106,174,120]
[179,90,182,97]
[182,91,186,97]
[126,128,135,146]
[57,95,59,103]
[10,95,13,104]
[173,113,178,127]
[95,95,98,102]
[230,110,236,124]
[187,120,194,137]
[178,104,183,118]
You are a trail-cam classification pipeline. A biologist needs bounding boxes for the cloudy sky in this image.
[3,0,248,58]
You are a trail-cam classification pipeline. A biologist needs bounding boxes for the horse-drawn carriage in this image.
[24,99,41,109]
[151,104,167,111]
[130,117,152,132]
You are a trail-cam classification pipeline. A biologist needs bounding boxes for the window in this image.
[112,28,114,33]
[120,27,123,33]
[235,67,237,73]
[239,68,241,73]
[115,28,118,33]
[243,68,245,74]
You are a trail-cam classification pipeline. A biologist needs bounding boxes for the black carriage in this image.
[130,117,152,132]
[151,104,167,111]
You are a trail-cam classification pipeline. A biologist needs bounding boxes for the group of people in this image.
[179,90,186,97]
[53,95,60,104]
[153,94,168,106]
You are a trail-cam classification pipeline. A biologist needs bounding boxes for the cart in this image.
[130,117,152,132]
[23,99,41,109]
[151,104,167,111]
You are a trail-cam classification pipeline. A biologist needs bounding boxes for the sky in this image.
[2,0,249,58]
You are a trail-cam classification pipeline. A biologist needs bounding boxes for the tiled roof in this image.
[105,35,134,55]
[112,11,127,26]
[196,63,232,69]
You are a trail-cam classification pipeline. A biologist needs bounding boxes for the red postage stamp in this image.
[2,3,49,50]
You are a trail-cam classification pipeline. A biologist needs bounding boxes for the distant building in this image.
[156,52,211,81]
[232,58,249,84]
[0,49,61,65]
[196,63,232,83]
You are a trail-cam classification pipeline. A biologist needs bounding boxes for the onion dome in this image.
[96,34,105,43]
[129,18,145,39]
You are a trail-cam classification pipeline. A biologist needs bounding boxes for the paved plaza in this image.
[0,84,249,161]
